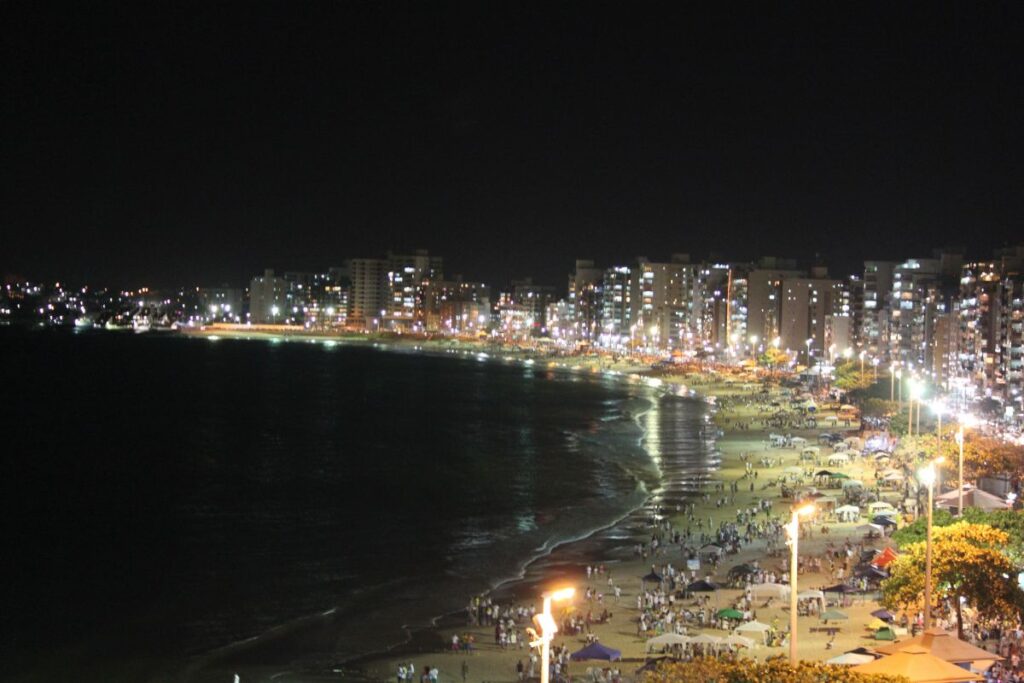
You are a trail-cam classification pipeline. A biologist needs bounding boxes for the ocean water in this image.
[1,329,709,681]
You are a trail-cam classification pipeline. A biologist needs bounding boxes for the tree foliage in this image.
[833,360,874,393]
[646,658,908,683]
[892,509,1024,564]
[861,398,898,418]
[758,347,790,370]
[881,522,1024,635]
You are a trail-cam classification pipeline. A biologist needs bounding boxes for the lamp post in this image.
[956,415,977,516]
[931,400,946,438]
[788,503,815,665]
[910,380,923,437]
[872,357,879,381]
[890,365,897,402]
[805,338,814,364]
[859,350,866,374]
[918,458,944,629]
[533,587,574,683]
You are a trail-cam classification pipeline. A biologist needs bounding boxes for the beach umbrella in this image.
[871,609,896,622]
[823,583,858,594]
[570,642,622,661]
[641,570,664,584]
[872,515,898,527]
[820,609,849,622]
[717,608,744,620]
[815,470,833,477]
[687,579,719,593]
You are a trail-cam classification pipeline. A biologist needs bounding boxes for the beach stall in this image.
[850,644,983,682]
[570,643,622,662]
[734,620,771,644]
[828,452,851,466]
[935,485,1011,513]
[750,583,790,600]
[797,589,825,612]
[790,436,808,446]
[800,446,820,461]
[873,627,1005,667]
[816,495,838,513]
[868,501,896,514]
[835,504,861,522]
[722,634,755,650]
[699,543,725,563]
[645,633,690,652]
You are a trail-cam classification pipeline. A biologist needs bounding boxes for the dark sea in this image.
[0,329,711,682]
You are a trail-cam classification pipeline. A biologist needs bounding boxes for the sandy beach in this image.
[183,329,894,683]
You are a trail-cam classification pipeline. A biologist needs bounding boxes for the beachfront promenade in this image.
[362,376,910,683]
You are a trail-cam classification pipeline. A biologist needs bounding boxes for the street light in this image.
[788,503,815,665]
[859,350,866,374]
[918,457,945,629]
[531,587,575,683]
[956,414,978,516]
[805,338,814,364]
[872,357,879,381]
[930,400,946,438]
[910,380,923,437]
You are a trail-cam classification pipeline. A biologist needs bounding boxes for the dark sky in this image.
[3,2,1023,289]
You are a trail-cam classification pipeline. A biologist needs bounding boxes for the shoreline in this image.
[175,329,888,683]
[181,333,687,682]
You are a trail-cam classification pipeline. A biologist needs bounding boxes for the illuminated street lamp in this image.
[956,414,978,516]
[919,458,945,629]
[772,336,781,349]
[931,400,946,438]
[270,305,279,324]
[531,587,575,683]
[805,338,814,363]
[859,350,866,374]
[787,503,815,664]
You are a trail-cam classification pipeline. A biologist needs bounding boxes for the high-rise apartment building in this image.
[248,269,289,324]
[600,266,632,345]
[385,250,443,329]
[347,258,388,328]
[861,261,895,358]
[629,255,695,350]
[567,259,604,343]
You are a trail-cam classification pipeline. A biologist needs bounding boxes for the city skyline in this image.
[4,3,1024,287]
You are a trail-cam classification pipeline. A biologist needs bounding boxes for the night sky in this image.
[3,2,1023,289]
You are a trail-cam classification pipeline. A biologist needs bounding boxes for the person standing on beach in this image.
[461,661,469,683]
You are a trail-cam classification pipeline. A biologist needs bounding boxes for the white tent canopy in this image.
[689,634,722,646]
[790,437,808,445]
[735,620,771,644]
[797,589,825,600]
[828,453,850,464]
[868,501,895,512]
[646,633,690,650]
[835,504,861,514]
[827,652,876,666]
[841,480,865,489]
[750,583,790,600]
[722,634,755,649]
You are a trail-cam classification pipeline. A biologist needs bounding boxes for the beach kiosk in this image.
[800,446,820,462]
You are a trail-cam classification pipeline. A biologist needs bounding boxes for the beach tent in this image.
[570,642,622,661]
[722,634,755,649]
[798,589,825,601]
[828,652,877,665]
[801,446,820,459]
[820,609,849,622]
[872,515,898,528]
[687,579,720,593]
[858,523,886,535]
[815,470,833,478]
[689,634,722,647]
[850,644,983,682]
[841,480,865,489]
[935,486,1010,512]
[873,628,1005,664]
[872,547,900,568]
[717,608,744,620]
[816,496,838,511]
[868,618,890,630]
[735,620,771,644]
[828,453,851,466]
[641,570,664,585]
[870,609,896,622]
[645,633,690,651]
[790,436,808,446]
[823,583,859,594]
[750,583,790,600]
[844,436,865,449]
[874,626,898,641]
[836,504,861,516]
[829,470,851,479]
[868,501,896,512]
